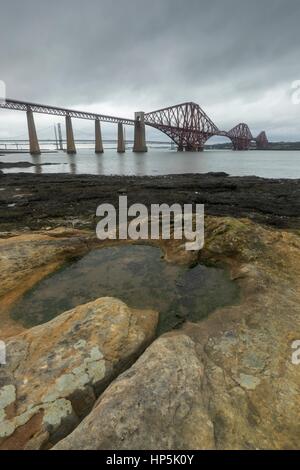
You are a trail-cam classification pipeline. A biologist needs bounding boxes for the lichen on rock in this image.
[0,297,158,449]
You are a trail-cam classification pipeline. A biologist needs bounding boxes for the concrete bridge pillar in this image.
[65,115,76,154]
[26,108,40,155]
[133,112,147,153]
[95,119,104,153]
[117,122,125,153]
[57,123,63,150]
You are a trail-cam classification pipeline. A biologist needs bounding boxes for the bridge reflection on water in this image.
[1,148,299,179]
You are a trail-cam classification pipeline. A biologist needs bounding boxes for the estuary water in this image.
[1,148,300,178]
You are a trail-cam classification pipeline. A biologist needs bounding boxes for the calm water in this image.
[1,148,300,178]
[10,245,239,334]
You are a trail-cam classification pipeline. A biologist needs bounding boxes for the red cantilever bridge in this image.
[0,99,268,154]
[145,102,268,151]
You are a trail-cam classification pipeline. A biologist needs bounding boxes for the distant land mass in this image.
[205,142,300,150]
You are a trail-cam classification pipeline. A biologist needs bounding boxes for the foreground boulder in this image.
[0,297,158,449]
[54,334,215,450]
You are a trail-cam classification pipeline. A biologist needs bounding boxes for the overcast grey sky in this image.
[1,0,300,141]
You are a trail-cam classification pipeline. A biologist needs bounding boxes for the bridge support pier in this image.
[117,122,125,153]
[65,115,76,154]
[57,123,63,150]
[95,119,104,153]
[26,109,40,155]
[178,144,203,152]
[232,140,250,151]
[133,112,147,152]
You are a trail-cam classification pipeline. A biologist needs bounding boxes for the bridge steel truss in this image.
[227,123,254,151]
[0,98,135,125]
[255,131,269,150]
[0,99,268,152]
[144,102,219,151]
[145,102,268,151]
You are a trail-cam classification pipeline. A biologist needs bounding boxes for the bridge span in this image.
[144,102,268,151]
[0,99,268,155]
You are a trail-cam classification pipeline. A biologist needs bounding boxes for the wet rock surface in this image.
[0,227,200,338]
[0,230,89,299]
[0,173,299,231]
[0,297,158,449]
[0,229,91,337]
[0,162,57,169]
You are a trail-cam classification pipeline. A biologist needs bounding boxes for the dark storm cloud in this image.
[1,0,300,139]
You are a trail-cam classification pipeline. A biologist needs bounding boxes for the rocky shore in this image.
[0,172,299,232]
[0,172,300,450]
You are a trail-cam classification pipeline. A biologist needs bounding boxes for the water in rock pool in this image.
[10,245,240,334]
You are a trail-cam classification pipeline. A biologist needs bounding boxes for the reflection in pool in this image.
[11,245,240,334]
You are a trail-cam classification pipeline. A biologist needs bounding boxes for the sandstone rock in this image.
[1,217,300,450]
[54,334,215,450]
[56,218,300,450]
[0,231,89,299]
[0,297,158,449]
[0,231,90,337]
[191,219,300,449]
